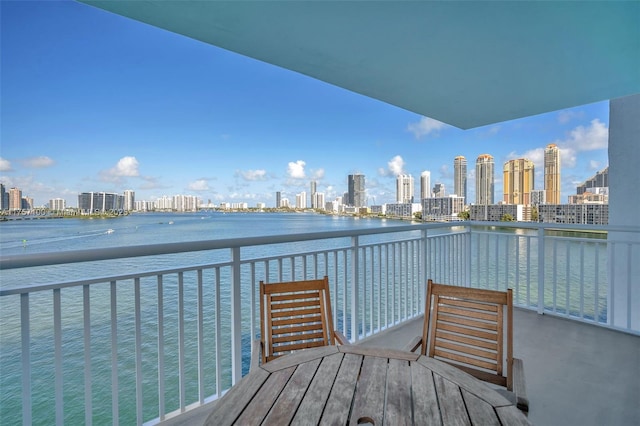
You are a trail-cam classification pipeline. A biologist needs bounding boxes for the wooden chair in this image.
[406,279,529,412]
[251,276,348,371]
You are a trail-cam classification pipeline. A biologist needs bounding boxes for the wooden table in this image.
[205,345,530,425]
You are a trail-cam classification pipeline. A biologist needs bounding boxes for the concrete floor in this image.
[163,309,640,426]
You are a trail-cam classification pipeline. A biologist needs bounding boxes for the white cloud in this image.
[21,156,54,168]
[563,119,608,151]
[311,168,325,180]
[387,155,405,176]
[112,156,139,177]
[407,117,447,139]
[188,179,209,191]
[379,156,405,177]
[0,157,12,172]
[239,169,268,181]
[287,160,306,179]
[100,156,140,183]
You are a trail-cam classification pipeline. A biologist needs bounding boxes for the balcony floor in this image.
[164,309,640,426]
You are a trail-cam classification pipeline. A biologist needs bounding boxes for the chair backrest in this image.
[259,276,336,363]
[421,279,514,389]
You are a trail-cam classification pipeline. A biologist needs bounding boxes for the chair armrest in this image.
[404,335,423,353]
[512,357,529,412]
[251,339,263,372]
[333,330,350,345]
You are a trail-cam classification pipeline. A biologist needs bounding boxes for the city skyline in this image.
[2,1,610,208]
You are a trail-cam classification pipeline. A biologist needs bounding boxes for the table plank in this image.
[261,345,339,372]
[349,355,388,426]
[263,358,322,424]
[339,345,420,361]
[320,353,363,425]
[204,367,270,426]
[434,373,471,426]
[461,389,500,426]
[496,405,532,426]
[292,352,344,425]
[385,358,412,426]
[234,366,295,425]
[417,356,511,407]
[411,362,442,425]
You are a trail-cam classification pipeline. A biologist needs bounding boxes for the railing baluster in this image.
[230,247,242,384]
[565,244,571,316]
[215,268,222,396]
[110,281,119,426]
[156,275,164,421]
[580,243,585,318]
[20,293,31,426]
[537,228,545,314]
[83,284,92,425]
[197,269,205,403]
[54,288,63,426]
[350,236,359,342]
[133,278,142,425]
[178,272,185,410]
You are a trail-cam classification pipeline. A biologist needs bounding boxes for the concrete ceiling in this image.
[80,1,639,129]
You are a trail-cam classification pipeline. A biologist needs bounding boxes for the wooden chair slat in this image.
[273,331,325,344]
[439,298,500,312]
[438,305,499,322]
[271,292,320,302]
[271,307,321,318]
[271,299,321,310]
[272,323,324,336]
[437,322,497,342]
[435,339,498,362]
[433,348,498,371]
[272,315,322,327]
[437,314,499,332]
[435,330,498,351]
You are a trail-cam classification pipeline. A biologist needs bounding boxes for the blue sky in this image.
[1,0,610,208]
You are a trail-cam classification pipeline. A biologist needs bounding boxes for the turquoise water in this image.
[0,212,408,425]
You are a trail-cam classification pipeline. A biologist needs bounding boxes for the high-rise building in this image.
[396,174,414,203]
[0,183,7,210]
[544,143,561,204]
[503,158,534,204]
[310,181,317,208]
[276,191,281,208]
[313,192,325,210]
[296,191,307,209]
[9,187,22,211]
[454,156,467,202]
[531,190,546,206]
[432,183,446,198]
[124,190,135,211]
[78,192,124,213]
[577,167,608,195]
[49,198,66,210]
[347,174,366,207]
[420,171,431,199]
[475,154,495,205]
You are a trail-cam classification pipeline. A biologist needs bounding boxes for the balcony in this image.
[1,221,639,425]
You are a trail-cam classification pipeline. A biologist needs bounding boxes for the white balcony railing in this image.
[1,221,638,425]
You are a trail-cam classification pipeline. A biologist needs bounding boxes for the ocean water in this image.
[0,212,410,425]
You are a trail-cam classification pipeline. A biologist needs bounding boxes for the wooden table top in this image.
[205,345,530,425]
